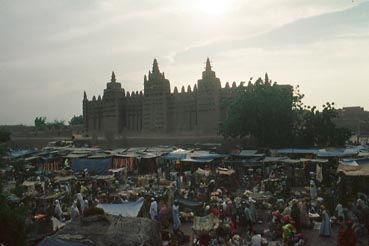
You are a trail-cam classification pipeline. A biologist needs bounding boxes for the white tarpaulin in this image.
[97,199,144,217]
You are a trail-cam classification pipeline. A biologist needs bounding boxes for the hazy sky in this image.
[1,0,368,125]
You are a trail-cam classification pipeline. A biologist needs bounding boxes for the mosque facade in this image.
[82,58,244,137]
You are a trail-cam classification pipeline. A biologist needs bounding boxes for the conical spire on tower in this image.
[152,59,160,73]
[265,73,269,84]
[201,57,216,79]
[111,71,116,83]
[83,91,87,100]
[205,57,212,71]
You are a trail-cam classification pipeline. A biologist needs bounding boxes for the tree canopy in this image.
[220,76,294,147]
[220,75,351,148]
[0,129,27,246]
[295,103,352,147]
[69,115,84,125]
[0,128,10,143]
[34,116,66,130]
[34,116,47,129]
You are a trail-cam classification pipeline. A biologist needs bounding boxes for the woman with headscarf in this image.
[70,200,80,221]
[150,197,158,220]
[248,197,257,223]
[335,203,344,220]
[172,200,181,232]
[54,200,64,221]
[310,180,317,200]
[76,193,85,215]
[319,205,332,237]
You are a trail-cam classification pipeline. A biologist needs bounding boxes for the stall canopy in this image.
[234,150,265,158]
[96,199,144,217]
[125,147,148,152]
[71,158,111,175]
[337,158,369,176]
[145,146,174,154]
[163,149,189,160]
[64,153,89,159]
[9,149,38,159]
[279,158,302,164]
[223,159,263,167]
[337,165,369,176]
[277,148,318,155]
[190,152,227,161]
[263,157,288,163]
[181,158,213,163]
[340,158,369,166]
[300,158,329,163]
[317,148,359,158]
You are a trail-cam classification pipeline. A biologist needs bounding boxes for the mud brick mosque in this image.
[82,58,275,138]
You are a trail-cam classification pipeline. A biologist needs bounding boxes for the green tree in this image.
[34,116,47,129]
[295,103,352,147]
[220,76,352,148]
[0,194,27,245]
[220,76,295,147]
[47,119,66,130]
[69,115,84,125]
[0,128,10,143]
[0,129,27,246]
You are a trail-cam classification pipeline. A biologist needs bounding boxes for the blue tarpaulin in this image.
[277,149,318,155]
[97,199,144,217]
[181,158,213,163]
[340,158,369,166]
[191,153,227,161]
[163,153,188,160]
[9,149,38,158]
[71,158,112,175]
[317,148,359,158]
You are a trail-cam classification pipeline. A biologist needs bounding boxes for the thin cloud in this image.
[0,0,368,124]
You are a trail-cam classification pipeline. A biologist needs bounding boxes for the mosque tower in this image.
[196,58,221,134]
[142,59,171,132]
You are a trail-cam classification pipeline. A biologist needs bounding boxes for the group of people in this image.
[5,149,369,246]
[141,165,369,246]
[25,167,131,224]
[52,192,88,222]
